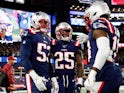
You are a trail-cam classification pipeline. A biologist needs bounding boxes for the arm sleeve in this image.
[20,35,33,73]
[93,37,111,70]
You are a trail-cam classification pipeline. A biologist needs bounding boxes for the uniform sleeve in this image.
[74,40,83,50]
[50,39,57,54]
[50,39,57,77]
[20,30,33,73]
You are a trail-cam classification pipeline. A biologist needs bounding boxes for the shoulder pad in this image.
[21,28,36,37]
[93,18,108,30]
[74,40,81,47]
[25,28,36,34]
[51,39,57,45]
[93,18,114,34]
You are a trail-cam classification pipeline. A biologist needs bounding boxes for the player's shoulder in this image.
[51,39,58,45]
[92,18,110,30]
[94,18,110,23]
[92,18,116,34]
[71,40,81,47]
[21,28,36,37]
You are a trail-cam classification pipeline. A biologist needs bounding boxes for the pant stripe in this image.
[26,74,32,93]
[98,81,104,93]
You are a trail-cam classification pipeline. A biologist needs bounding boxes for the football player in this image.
[51,22,84,93]
[77,1,123,93]
[20,11,59,93]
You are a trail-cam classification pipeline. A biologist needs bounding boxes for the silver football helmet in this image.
[84,1,111,24]
[30,11,50,33]
[55,22,73,41]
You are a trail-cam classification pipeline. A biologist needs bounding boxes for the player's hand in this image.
[29,70,48,91]
[76,33,88,44]
[8,84,17,91]
[84,70,97,90]
[75,78,83,93]
[51,77,59,93]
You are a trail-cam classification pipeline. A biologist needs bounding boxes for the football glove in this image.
[84,70,97,90]
[76,33,88,44]
[51,77,59,93]
[29,70,48,91]
[75,78,83,93]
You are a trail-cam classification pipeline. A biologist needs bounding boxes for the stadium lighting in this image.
[15,0,25,4]
[78,0,104,4]
[4,0,14,2]
[4,0,25,4]
[78,0,93,4]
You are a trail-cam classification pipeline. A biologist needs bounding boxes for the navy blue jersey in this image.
[20,29,51,78]
[51,39,81,76]
[88,18,120,66]
[88,17,122,81]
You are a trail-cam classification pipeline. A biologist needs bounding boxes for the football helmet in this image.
[55,22,73,41]
[30,11,50,33]
[84,1,111,25]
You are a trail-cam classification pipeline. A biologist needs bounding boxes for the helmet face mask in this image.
[30,11,50,33]
[84,1,111,25]
[55,22,73,41]
[38,19,50,33]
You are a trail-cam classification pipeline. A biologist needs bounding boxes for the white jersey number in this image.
[36,43,50,62]
[54,52,75,69]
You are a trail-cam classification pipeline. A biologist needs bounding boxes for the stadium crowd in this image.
[0,42,20,57]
